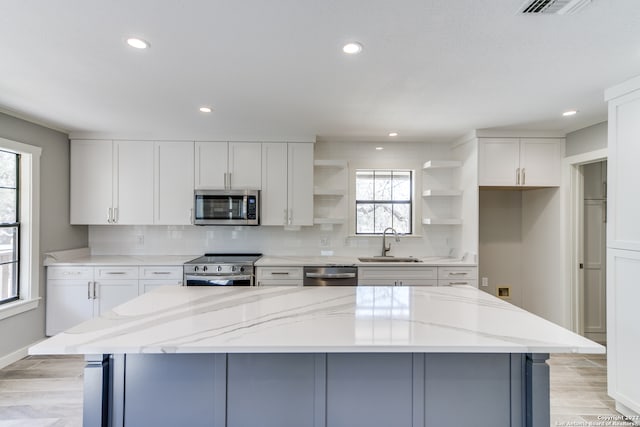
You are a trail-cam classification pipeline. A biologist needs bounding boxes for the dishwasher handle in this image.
[305,272,356,279]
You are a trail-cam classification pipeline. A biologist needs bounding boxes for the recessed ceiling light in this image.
[342,42,363,54]
[126,37,150,49]
[375,147,384,151]
[563,110,578,117]
[388,132,398,137]
[199,106,212,113]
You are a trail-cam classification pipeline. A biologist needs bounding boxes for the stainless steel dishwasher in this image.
[303,266,358,286]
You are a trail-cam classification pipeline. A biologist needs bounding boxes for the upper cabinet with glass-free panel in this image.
[195,142,262,189]
[355,169,413,234]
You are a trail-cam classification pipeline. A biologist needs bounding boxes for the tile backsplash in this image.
[88,225,455,257]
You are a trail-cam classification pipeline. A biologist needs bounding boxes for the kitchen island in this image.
[30,285,603,427]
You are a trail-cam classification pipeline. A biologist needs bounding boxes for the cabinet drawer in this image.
[439,279,477,287]
[437,267,477,280]
[358,267,437,281]
[95,266,139,280]
[140,266,183,280]
[257,279,302,286]
[256,267,303,280]
[47,266,93,280]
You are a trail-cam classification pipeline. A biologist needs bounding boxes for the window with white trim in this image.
[355,170,413,234]
[0,137,41,319]
[0,150,19,304]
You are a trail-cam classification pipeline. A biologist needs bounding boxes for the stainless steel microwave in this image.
[193,189,260,225]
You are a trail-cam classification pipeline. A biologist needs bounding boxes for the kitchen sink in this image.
[358,256,423,263]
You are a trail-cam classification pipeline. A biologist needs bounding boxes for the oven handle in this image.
[184,274,253,281]
[305,272,357,279]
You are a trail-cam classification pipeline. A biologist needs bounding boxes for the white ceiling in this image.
[1,0,640,142]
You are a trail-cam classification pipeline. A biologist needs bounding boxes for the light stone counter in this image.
[30,285,603,355]
[43,248,198,266]
[255,255,477,267]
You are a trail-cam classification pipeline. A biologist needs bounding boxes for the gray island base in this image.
[85,351,550,427]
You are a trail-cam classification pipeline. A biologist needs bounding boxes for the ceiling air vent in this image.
[519,0,591,14]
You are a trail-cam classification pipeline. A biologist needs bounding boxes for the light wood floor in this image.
[0,353,627,426]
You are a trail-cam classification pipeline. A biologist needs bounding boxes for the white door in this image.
[195,141,227,188]
[583,199,607,343]
[477,138,519,186]
[46,280,94,335]
[155,141,195,225]
[519,138,561,187]
[261,143,288,225]
[70,140,113,224]
[115,141,155,224]
[229,142,262,189]
[138,280,181,294]
[287,143,314,226]
[94,280,139,316]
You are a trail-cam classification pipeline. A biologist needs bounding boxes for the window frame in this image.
[0,150,20,305]
[0,137,41,320]
[354,169,414,235]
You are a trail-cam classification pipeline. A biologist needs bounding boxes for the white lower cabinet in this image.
[358,266,477,287]
[47,265,182,336]
[256,267,303,286]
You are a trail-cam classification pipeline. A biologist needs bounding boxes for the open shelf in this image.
[314,187,346,197]
[313,218,346,225]
[422,160,461,169]
[314,159,348,168]
[422,189,463,197]
[422,218,462,225]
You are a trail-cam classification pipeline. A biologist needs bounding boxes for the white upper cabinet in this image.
[478,138,562,187]
[195,141,262,189]
[115,141,154,224]
[261,142,313,226]
[71,140,154,225]
[71,140,113,224]
[155,141,194,225]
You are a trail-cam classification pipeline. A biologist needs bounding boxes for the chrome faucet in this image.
[381,227,400,257]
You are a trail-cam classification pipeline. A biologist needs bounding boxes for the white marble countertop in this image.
[30,285,603,355]
[43,248,198,266]
[255,255,477,267]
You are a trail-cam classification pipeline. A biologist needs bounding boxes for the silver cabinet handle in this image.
[92,282,97,299]
[288,209,293,225]
[516,168,520,185]
[271,272,290,275]
[228,172,232,189]
[152,272,171,275]
[448,281,469,285]
[108,208,113,224]
[521,168,526,185]
[448,272,468,276]
[87,282,91,299]
[106,272,126,275]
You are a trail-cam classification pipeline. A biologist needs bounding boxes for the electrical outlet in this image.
[320,237,329,247]
[135,235,144,245]
[481,277,488,287]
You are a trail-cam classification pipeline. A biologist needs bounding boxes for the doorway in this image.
[581,161,607,344]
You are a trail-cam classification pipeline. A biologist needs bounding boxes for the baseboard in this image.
[0,339,46,370]
[616,401,640,426]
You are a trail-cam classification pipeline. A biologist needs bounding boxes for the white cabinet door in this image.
[607,249,640,412]
[519,138,561,186]
[261,143,289,225]
[115,141,155,224]
[478,138,519,186]
[287,143,314,226]
[195,141,228,188]
[94,280,139,316]
[229,142,262,189]
[70,140,113,224]
[155,141,195,225]
[46,280,94,336]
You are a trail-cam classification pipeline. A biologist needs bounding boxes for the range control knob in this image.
[240,267,245,273]
[194,266,199,272]
[232,266,237,272]
[217,266,222,272]
[203,266,208,272]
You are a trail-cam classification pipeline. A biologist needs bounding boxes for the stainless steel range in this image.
[183,253,262,286]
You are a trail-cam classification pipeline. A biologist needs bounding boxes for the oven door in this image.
[184,274,253,286]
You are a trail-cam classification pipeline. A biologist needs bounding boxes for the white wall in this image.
[0,112,88,358]
[565,121,607,157]
[89,140,469,258]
